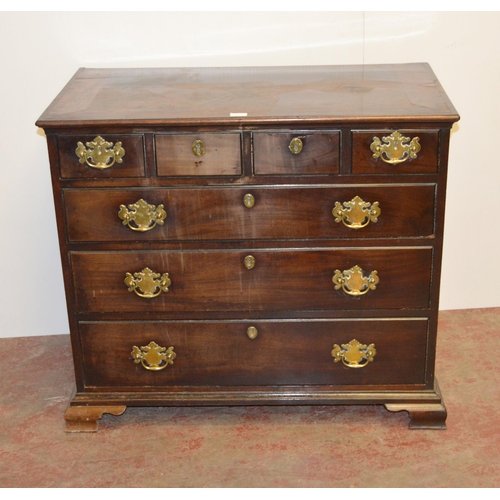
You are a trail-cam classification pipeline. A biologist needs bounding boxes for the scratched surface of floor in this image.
[1,308,499,487]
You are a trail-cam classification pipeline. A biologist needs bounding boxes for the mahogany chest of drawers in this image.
[37,63,459,431]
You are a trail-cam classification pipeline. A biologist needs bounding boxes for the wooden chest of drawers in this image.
[37,64,459,431]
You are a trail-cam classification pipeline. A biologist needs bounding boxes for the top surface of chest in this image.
[36,63,458,127]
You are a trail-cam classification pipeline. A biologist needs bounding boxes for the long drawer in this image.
[79,319,428,388]
[71,247,433,313]
[63,185,436,242]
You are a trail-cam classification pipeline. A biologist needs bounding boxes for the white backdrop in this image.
[1,11,498,338]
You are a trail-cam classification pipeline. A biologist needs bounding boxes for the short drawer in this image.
[71,247,433,314]
[79,318,428,388]
[155,133,242,176]
[352,130,439,174]
[63,184,436,242]
[57,134,145,178]
[253,131,340,175]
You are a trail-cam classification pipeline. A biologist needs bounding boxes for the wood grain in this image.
[70,248,433,313]
[253,132,340,175]
[63,184,436,242]
[351,130,439,174]
[155,133,241,176]
[79,319,428,388]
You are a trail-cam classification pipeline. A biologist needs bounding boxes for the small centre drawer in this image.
[253,131,340,175]
[155,133,242,176]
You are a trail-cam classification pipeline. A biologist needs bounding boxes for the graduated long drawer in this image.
[63,185,436,242]
[79,319,429,388]
[70,247,433,313]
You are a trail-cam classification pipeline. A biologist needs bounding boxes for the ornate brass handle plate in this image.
[370,131,420,165]
[331,339,376,368]
[125,267,171,298]
[118,199,167,232]
[192,139,205,157]
[131,341,176,371]
[75,136,125,170]
[288,137,303,154]
[332,196,381,229]
[332,265,379,296]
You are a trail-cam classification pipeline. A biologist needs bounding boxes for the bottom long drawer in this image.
[79,319,429,388]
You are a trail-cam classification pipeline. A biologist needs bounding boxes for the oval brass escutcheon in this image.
[332,196,381,229]
[288,137,303,154]
[75,136,125,170]
[192,139,205,157]
[331,339,376,368]
[370,131,421,165]
[118,199,167,232]
[131,341,176,371]
[243,193,255,208]
[124,267,171,298]
[246,326,258,340]
[244,255,256,269]
[332,265,379,296]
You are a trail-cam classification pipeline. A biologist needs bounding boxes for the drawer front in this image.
[352,130,439,174]
[63,184,436,242]
[71,248,432,313]
[155,133,242,176]
[253,132,340,175]
[58,134,145,178]
[79,319,428,388]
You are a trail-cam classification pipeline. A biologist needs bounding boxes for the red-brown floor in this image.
[1,308,499,488]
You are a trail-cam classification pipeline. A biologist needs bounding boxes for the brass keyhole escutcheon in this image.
[247,326,258,340]
[243,193,255,208]
[192,139,205,157]
[244,255,256,269]
[289,137,303,154]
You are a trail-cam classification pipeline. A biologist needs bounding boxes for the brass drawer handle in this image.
[243,193,255,208]
[332,339,376,368]
[244,255,256,269]
[288,137,303,154]
[192,139,205,157]
[131,341,176,371]
[75,136,125,170]
[370,131,420,165]
[118,199,167,232]
[247,326,258,340]
[332,196,380,229]
[125,267,171,298]
[332,265,379,296]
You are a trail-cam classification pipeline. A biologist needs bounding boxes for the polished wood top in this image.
[37,63,459,128]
